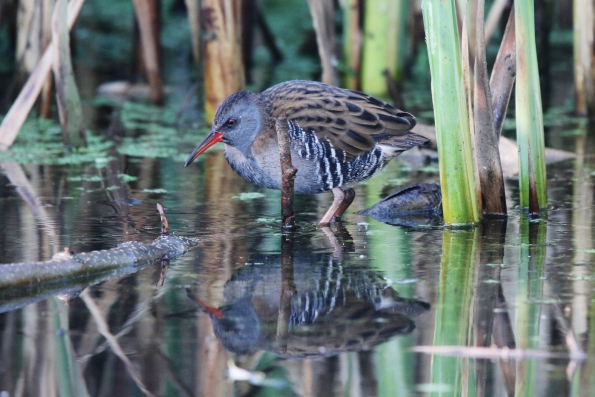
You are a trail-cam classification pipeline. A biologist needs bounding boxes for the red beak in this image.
[185,289,223,318]
[184,131,224,167]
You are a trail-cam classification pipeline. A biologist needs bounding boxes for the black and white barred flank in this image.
[287,120,385,192]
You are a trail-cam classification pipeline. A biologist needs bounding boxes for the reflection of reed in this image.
[571,131,592,337]
[193,149,252,397]
[472,220,507,396]
[0,161,60,255]
[80,288,154,396]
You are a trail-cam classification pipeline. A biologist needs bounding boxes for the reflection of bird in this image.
[184,80,429,224]
[186,254,430,358]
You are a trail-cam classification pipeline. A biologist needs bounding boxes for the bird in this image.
[184,80,429,225]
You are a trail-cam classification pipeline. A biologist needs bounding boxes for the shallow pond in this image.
[0,5,593,394]
[0,109,594,396]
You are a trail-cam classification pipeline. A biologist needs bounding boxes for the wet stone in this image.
[360,183,442,227]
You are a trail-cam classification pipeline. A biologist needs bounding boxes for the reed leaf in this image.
[515,0,547,213]
[421,0,478,225]
[184,0,201,72]
[489,9,516,139]
[573,0,595,116]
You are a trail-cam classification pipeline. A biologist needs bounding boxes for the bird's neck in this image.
[235,95,273,156]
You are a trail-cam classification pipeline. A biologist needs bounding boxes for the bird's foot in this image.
[332,188,355,219]
[319,188,356,225]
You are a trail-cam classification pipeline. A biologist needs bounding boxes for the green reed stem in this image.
[421,0,479,225]
[515,0,547,213]
[361,0,409,96]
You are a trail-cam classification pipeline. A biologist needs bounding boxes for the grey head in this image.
[184,90,270,167]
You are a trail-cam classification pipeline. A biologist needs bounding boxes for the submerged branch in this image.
[0,204,198,290]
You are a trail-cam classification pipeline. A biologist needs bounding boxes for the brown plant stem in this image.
[306,0,339,86]
[132,0,163,104]
[156,203,169,235]
[473,0,506,216]
[276,118,297,229]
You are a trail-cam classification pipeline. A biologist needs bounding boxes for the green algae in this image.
[233,192,266,201]
[0,118,114,165]
[0,99,205,166]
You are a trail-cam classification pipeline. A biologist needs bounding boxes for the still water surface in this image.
[0,124,593,396]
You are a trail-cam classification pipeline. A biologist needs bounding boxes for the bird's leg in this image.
[319,187,346,225]
[331,188,355,221]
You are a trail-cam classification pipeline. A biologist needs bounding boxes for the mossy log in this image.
[0,236,198,290]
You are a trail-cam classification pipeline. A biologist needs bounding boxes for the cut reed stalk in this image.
[201,0,245,123]
[16,0,42,76]
[307,0,338,86]
[361,0,409,96]
[40,0,53,118]
[573,0,595,116]
[132,0,164,104]
[421,0,479,225]
[184,0,201,72]
[52,0,86,147]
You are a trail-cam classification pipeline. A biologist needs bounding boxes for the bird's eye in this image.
[226,118,237,127]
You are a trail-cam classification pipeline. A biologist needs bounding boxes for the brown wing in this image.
[264,80,425,161]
